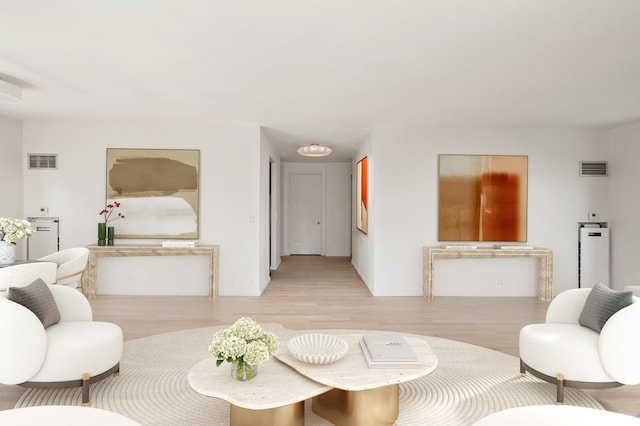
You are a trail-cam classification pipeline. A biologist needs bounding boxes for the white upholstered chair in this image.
[519,287,640,403]
[0,262,122,406]
[0,262,58,289]
[38,247,90,289]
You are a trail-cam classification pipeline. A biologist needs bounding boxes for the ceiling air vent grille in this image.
[579,161,607,177]
[28,154,58,170]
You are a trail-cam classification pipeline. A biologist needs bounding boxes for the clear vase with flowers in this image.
[208,317,279,381]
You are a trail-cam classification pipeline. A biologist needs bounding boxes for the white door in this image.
[289,173,322,254]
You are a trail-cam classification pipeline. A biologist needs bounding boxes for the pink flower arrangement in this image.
[99,201,125,223]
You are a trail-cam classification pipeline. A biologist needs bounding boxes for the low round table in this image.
[188,326,439,426]
[187,356,331,426]
[276,331,438,426]
[0,406,140,425]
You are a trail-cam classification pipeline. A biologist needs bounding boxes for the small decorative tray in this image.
[287,334,348,365]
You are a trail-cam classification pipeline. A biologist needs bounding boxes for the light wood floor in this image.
[2,256,638,416]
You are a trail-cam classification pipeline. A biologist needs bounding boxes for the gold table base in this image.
[230,401,304,426]
[312,384,399,426]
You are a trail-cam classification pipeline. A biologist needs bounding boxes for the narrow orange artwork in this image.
[357,156,368,234]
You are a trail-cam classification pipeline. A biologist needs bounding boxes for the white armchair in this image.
[0,263,122,406]
[38,247,90,289]
[519,287,640,403]
[0,262,58,288]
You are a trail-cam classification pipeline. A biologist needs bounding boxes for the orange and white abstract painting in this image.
[438,154,527,242]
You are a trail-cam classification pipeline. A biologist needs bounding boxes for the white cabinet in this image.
[26,217,59,259]
[578,223,609,288]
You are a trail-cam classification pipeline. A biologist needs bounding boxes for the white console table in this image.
[423,247,553,301]
[81,244,219,300]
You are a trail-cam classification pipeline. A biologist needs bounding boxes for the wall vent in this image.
[28,154,58,170]
[579,161,607,177]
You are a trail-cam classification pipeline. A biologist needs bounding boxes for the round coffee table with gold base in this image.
[188,327,438,426]
[276,331,438,426]
[187,356,331,426]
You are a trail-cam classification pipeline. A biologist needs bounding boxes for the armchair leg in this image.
[556,373,564,405]
[519,360,622,404]
[21,363,121,408]
[81,372,90,407]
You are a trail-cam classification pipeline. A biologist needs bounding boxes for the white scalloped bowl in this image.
[287,334,349,365]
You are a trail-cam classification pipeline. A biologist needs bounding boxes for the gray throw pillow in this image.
[8,278,61,328]
[578,282,632,333]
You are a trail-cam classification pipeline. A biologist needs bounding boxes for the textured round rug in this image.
[16,326,602,425]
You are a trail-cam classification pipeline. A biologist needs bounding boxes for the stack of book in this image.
[494,245,533,250]
[443,245,478,249]
[359,334,421,369]
[161,240,198,248]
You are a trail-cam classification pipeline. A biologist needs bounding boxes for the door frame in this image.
[282,163,327,256]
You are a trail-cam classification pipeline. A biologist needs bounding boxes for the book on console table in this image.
[494,245,533,250]
[360,334,421,369]
[161,240,199,248]
[443,245,478,250]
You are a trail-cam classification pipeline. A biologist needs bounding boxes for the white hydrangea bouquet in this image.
[208,317,279,380]
[0,217,34,243]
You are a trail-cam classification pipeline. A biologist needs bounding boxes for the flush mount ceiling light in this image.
[0,79,22,103]
[297,143,332,157]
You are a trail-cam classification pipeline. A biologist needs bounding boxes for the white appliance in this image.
[578,222,609,288]
[27,217,59,260]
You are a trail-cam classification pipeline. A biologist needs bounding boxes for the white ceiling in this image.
[1,1,640,161]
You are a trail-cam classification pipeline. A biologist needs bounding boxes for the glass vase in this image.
[107,226,115,246]
[97,223,106,246]
[230,360,258,381]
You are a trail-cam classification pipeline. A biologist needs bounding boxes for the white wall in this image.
[0,115,23,218]
[326,163,352,256]
[21,119,263,296]
[9,112,625,298]
[609,120,640,289]
[354,127,609,296]
[282,162,351,257]
[351,136,374,292]
[259,131,281,293]
[0,115,27,256]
